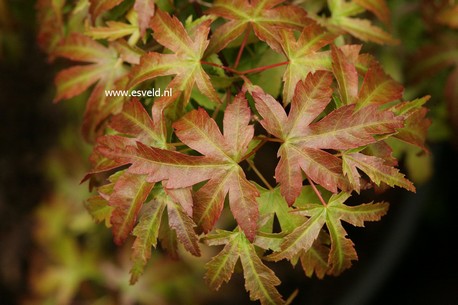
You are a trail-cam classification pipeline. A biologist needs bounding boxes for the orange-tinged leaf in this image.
[223,92,255,160]
[109,98,167,148]
[335,17,399,45]
[252,72,349,203]
[98,96,259,240]
[89,0,123,19]
[390,96,431,151]
[301,104,404,150]
[166,195,201,256]
[436,4,458,29]
[353,0,390,25]
[109,172,155,245]
[279,24,335,104]
[342,152,415,192]
[356,61,404,109]
[206,0,310,54]
[52,33,129,140]
[128,9,219,111]
[134,0,155,35]
[332,45,358,105]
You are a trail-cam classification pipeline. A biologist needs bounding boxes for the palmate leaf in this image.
[134,0,155,36]
[109,172,155,245]
[83,98,167,180]
[353,0,390,25]
[279,22,336,104]
[332,45,404,108]
[128,9,219,112]
[269,192,389,276]
[204,231,285,305]
[130,194,166,284]
[206,0,310,55]
[249,71,403,205]
[89,0,123,19]
[129,186,200,284]
[390,96,432,151]
[325,0,398,45]
[52,33,130,141]
[98,92,260,241]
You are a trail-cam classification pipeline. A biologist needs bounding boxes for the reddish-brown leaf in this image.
[128,9,219,111]
[206,0,310,55]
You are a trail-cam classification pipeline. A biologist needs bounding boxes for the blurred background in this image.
[0,0,457,304]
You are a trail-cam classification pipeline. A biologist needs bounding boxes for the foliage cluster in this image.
[36,0,431,303]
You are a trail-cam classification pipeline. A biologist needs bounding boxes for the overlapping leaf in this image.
[206,0,310,54]
[128,9,219,112]
[279,22,336,104]
[325,0,398,45]
[204,231,285,305]
[98,93,259,241]
[268,192,389,276]
[52,33,131,140]
[249,71,403,205]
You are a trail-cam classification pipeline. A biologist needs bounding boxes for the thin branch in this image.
[201,61,290,75]
[234,27,250,69]
[246,159,273,190]
[307,175,327,207]
[240,138,267,162]
[253,135,284,143]
[240,61,289,75]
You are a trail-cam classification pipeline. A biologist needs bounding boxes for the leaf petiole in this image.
[307,175,327,207]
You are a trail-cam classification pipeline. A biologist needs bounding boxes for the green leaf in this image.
[238,233,285,305]
[84,195,113,227]
[130,196,166,283]
[204,233,240,290]
[269,192,389,276]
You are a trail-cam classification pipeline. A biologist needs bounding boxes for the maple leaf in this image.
[52,33,130,141]
[85,19,139,43]
[83,98,167,182]
[342,151,415,193]
[98,92,259,241]
[128,9,219,112]
[134,0,155,36]
[353,0,390,26]
[331,44,404,108]
[89,0,123,19]
[325,0,398,45]
[204,230,285,305]
[126,184,199,284]
[249,71,403,205]
[390,96,432,152]
[268,192,389,275]
[36,0,65,55]
[206,0,310,55]
[279,22,336,104]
